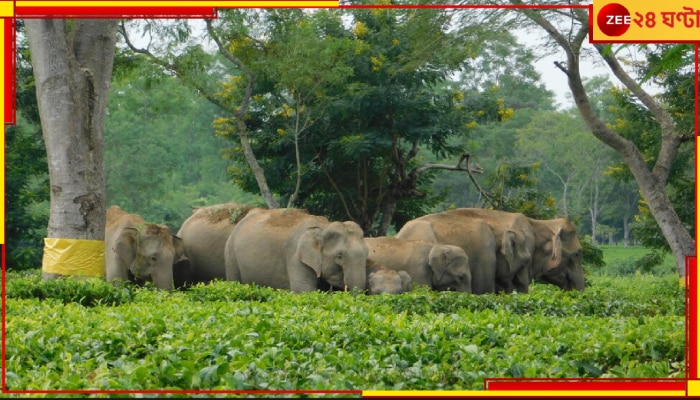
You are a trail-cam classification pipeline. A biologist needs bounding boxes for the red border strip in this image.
[690,257,698,379]
[485,379,686,391]
[4,389,362,395]
[1,245,5,393]
[16,6,218,18]
[4,18,14,125]
[2,2,699,397]
[695,42,700,138]
[341,4,588,9]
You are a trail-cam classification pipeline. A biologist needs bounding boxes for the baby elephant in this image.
[366,262,412,295]
[365,237,471,293]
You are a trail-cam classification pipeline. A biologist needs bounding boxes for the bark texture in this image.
[25,19,119,240]
[512,2,694,276]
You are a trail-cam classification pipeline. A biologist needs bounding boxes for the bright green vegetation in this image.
[4,270,686,395]
[594,245,677,276]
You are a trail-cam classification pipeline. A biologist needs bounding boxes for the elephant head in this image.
[428,244,471,293]
[366,262,412,294]
[530,218,585,291]
[297,221,369,291]
[112,223,189,290]
[501,230,532,274]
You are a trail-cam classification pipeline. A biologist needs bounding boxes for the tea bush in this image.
[3,270,686,395]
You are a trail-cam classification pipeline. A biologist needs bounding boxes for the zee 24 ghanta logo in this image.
[596,2,700,38]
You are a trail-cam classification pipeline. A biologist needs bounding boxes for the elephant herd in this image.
[104,203,585,295]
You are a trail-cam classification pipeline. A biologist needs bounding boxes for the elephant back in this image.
[178,203,254,232]
[176,203,257,286]
[397,211,497,294]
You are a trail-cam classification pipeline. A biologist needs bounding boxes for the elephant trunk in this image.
[151,261,175,291]
[343,260,367,291]
[568,267,586,291]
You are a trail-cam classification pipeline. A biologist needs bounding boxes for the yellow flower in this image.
[370,54,385,72]
[277,128,286,136]
[392,38,400,45]
[353,21,368,38]
[464,121,477,129]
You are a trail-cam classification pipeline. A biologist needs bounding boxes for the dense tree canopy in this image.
[8,7,694,275]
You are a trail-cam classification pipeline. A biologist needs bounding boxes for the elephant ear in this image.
[171,235,191,288]
[428,245,449,284]
[547,227,563,270]
[114,227,139,266]
[171,235,189,265]
[501,230,517,273]
[298,227,324,278]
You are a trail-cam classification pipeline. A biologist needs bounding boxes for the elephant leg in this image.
[224,239,242,282]
[105,253,128,285]
[172,259,192,289]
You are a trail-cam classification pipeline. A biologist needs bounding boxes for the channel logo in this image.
[596,3,631,37]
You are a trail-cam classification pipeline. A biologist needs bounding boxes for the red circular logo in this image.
[597,3,631,37]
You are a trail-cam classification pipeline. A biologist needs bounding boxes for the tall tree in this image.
[500,2,695,277]
[24,20,119,260]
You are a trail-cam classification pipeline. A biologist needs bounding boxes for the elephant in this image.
[396,212,497,294]
[224,208,369,293]
[444,209,534,294]
[364,237,471,293]
[175,203,254,287]
[316,260,412,294]
[105,205,189,290]
[527,217,585,291]
[366,262,413,295]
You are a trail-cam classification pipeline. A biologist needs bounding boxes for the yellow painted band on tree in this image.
[41,238,105,278]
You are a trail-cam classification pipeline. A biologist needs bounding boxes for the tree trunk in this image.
[25,19,118,241]
[25,19,117,279]
[515,3,694,277]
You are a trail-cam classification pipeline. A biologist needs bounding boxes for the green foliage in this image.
[581,236,606,269]
[481,162,557,219]
[105,62,261,229]
[5,271,134,307]
[4,271,686,392]
[6,22,50,270]
[630,178,694,252]
[206,8,509,235]
[600,46,694,252]
[594,245,676,277]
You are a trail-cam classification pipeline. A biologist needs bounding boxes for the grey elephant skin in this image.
[396,213,497,294]
[365,237,471,293]
[176,203,254,287]
[444,209,534,293]
[527,217,585,291]
[366,262,413,294]
[105,205,189,290]
[224,208,369,293]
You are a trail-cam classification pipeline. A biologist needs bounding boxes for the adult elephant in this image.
[105,205,189,290]
[528,217,585,291]
[445,209,534,294]
[365,237,471,293]
[175,203,254,287]
[396,212,497,294]
[225,208,368,293]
